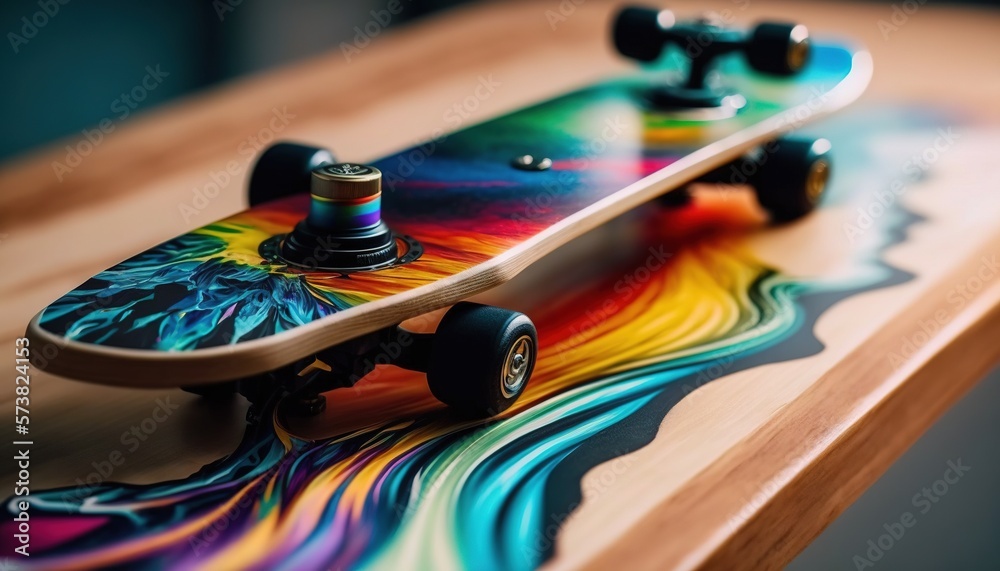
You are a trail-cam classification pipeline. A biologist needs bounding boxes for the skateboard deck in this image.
[27,43,872,386]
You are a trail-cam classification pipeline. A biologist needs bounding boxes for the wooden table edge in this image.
[555,237,1000,571]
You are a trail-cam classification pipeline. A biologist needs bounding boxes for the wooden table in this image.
[2,1,999,569]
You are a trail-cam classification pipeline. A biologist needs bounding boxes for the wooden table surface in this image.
[2,0,999,569]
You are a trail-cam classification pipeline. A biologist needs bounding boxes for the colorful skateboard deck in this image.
[27,43,872,386]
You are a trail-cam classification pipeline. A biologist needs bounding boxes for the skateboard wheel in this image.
[249,142,335,207]
[612,6,674,62]
[746,22,810,76]
[427,302,536,417]
[753,137,831,223]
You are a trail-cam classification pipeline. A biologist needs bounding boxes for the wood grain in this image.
[1,1,999,569]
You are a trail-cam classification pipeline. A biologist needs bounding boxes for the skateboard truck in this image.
[217,301,537,420]
[280,163,400,271]
[249,143,422,272]
[613,6,810,111]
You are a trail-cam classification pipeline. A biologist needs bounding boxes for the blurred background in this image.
[0,0,994,161]
[0,0,475,160]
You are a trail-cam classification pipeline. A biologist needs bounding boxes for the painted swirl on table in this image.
[4,192,909,570]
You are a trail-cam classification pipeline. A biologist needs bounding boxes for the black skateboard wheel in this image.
[746,22,810,76]
[612,6,673,62]
[248,142,335,206]
[753,137,832,223]
[427,302,536,417]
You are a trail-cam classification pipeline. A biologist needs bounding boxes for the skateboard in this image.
[26,6,872,418]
